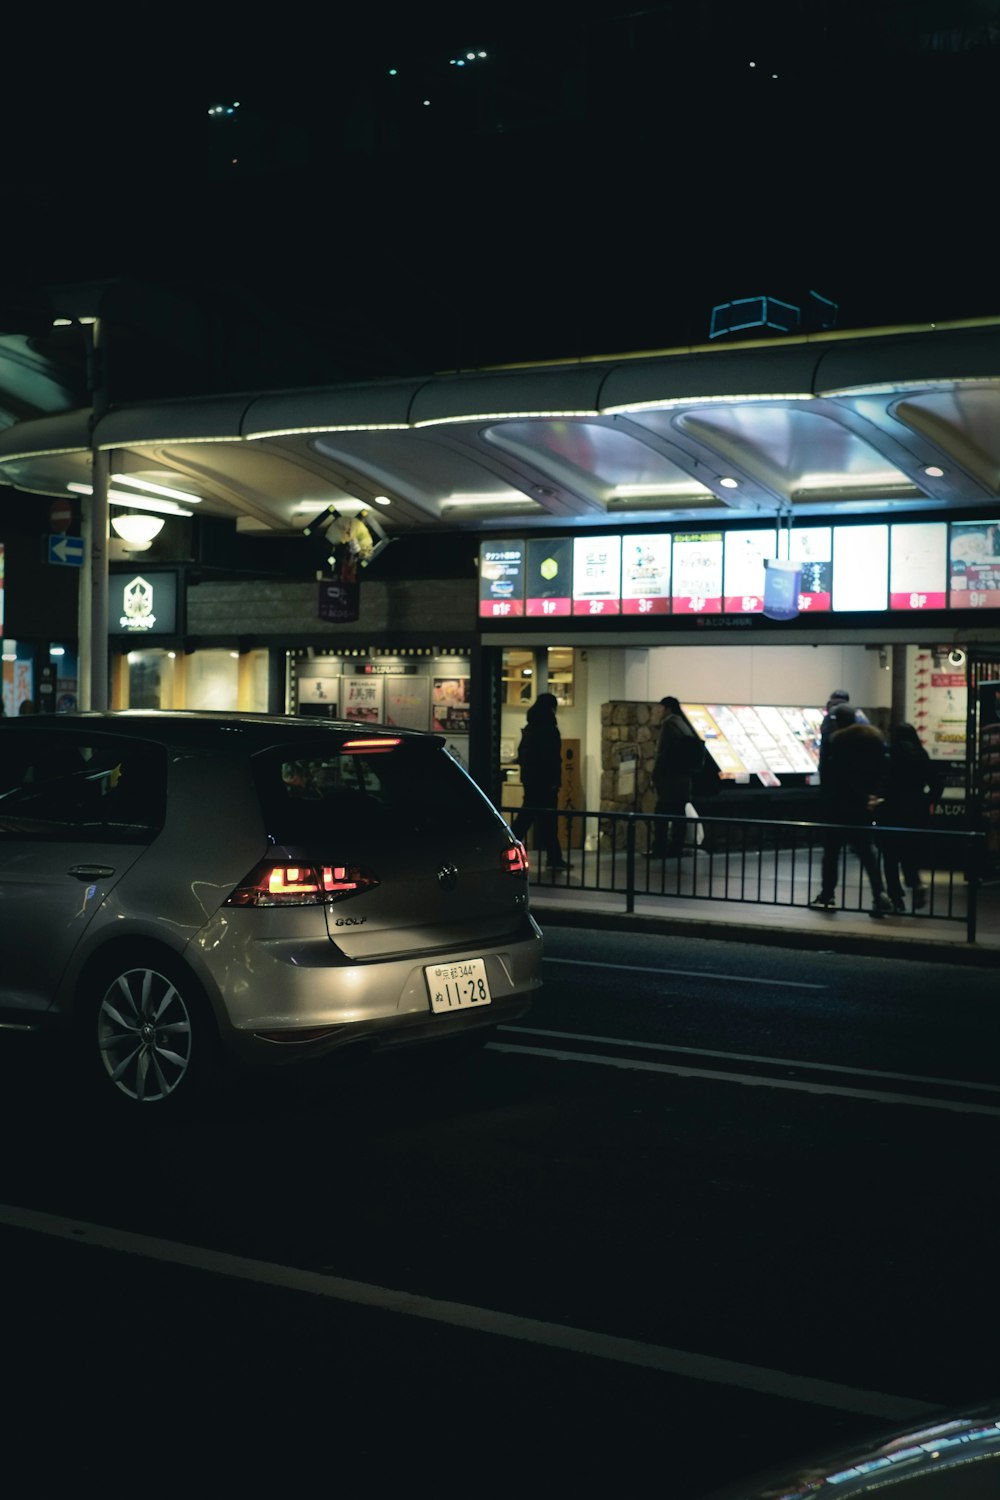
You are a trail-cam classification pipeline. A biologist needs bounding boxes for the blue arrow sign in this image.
[48,534,85,567]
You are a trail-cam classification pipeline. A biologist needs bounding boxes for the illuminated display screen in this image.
[479,541,525,618]
[890,522,947,609]
[573,536,622,615]
[832,525,888,612]
[723,530,776,613]
[525,538,573,617]
[789,527,832,612]
[621,534,671,615]
[477,521,999,622]
[672,533,723,613]
[949,519,1000,608]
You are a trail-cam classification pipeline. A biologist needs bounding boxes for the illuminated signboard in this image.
[479,541,525,618]
[672,533,723,613]
[476,521,1000,623]
[723,530,776,613]
[789,527,832,612]
[949,519,1000,608]
[621,534,671,615]
[890,522,947,610]
[110,571,178,635]
[526,538,572,617]
[573,536,622,615]
[832,525,888,612]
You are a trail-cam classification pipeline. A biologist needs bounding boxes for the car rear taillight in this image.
[503,841,529,875]
[225,862,380,907]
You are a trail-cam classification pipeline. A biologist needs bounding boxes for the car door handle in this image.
[67,865,116,881]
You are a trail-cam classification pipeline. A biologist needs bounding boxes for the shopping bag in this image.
[684,801,705,847]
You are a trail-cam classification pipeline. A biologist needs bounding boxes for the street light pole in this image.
[76,316,110,710]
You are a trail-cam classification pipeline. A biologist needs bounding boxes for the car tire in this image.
[83,954,218,1111]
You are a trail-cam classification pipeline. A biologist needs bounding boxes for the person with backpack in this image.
[874,721,945,912]
[650,696,703,858]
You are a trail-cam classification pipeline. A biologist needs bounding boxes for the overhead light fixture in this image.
[373,495,392,506]
[68,483,193,517]
[924,466,945,478]
[110,475,202,505]
[719,477,739,489]
[440,493,538,508]
[111,513,166,548]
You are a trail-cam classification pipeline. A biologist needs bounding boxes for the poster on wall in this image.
[432,676,470,733]
[832,525,889,612]
[479,541,525,617]
[297,674,340,716]
[890,522,947,609]
[723,530,776,613]
[621,534,671,614]
[672,533,722,613]
[343,676,384,723]
[384,675,431,729]
[526,538,573,616]
[572,536,622,615]
[907,647,967,763]
[949,519,1000,608]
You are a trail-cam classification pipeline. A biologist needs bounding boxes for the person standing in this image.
[811,704,892,916]
[650,696,701,858]
[817,689,869,782]
[512,692,568,870]
[876,722,944,912]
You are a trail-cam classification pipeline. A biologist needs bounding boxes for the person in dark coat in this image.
[512,692,568,869]
[875,722,944,912]
[811,705,892,916]
[817,689,869,782]
[650,696,701,857]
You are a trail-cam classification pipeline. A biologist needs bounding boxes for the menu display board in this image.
[832,525,889,612]
[949,520,1000,609]
[526,538,573,617]
[343,677,384,722]
[621,534,671,614]
[890,522,947,610]
[479,541,525,618]
[684,703,825,785]
[573,536,622,615]
[672,533,723,613]
[723,530,776,613]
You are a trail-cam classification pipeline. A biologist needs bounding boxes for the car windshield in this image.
[252,738,500,843]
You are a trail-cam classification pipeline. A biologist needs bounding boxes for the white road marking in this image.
[0,1202,933,1422]
[489,1042,1000,1117]
[499,1026,1000,1096]
[544,955,826,989]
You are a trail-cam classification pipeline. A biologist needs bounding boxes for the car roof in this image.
[0,711,444,754]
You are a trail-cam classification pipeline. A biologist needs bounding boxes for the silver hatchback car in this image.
[0,712,542,1109]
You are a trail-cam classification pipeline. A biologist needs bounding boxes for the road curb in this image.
[529,900,1000,968]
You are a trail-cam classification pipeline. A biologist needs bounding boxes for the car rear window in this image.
[0,728,167,842]
[252,738,500,844]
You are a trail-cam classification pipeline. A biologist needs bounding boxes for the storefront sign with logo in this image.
[110,571,178,635]
[318,579,360,623]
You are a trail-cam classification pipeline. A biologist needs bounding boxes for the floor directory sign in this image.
[572,536,622,615]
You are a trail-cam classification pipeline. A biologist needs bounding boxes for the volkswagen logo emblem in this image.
[436,863,459,891]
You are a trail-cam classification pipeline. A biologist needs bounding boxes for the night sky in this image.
[3,2,998,367]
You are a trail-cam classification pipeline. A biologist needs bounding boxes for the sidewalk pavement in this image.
[528,878,1000,968]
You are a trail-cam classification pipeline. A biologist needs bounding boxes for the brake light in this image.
[225,862,380,907]
[341,738,402,753]
[503,841,529,876]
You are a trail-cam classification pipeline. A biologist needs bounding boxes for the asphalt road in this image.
[2,926,998,1496]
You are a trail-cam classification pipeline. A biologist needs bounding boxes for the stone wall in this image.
[600,700,661,849]
[186,577,477,640]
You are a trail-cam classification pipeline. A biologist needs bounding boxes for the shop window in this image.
[548,647,574,707]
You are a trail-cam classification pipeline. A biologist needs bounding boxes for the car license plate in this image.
[425,958,492,1013]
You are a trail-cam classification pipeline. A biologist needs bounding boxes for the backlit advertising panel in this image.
[949,520,1000,609]
[832,525,888,612]
[621,533,671,615]
[672,533,722,613]
[525,538,572,617]
[723,530,776,613]
[572,535,621,615]
[789,527,832,612]
[479,540,525,618]
[890,522,947,609]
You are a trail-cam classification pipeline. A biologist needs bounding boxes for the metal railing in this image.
[504,805,986,942]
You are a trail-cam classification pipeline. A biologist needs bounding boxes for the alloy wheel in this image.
[96,966,195,1103]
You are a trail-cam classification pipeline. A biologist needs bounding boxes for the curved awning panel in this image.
[599,344,824,411]
[407,365,610,426]
[245,381,425,438]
